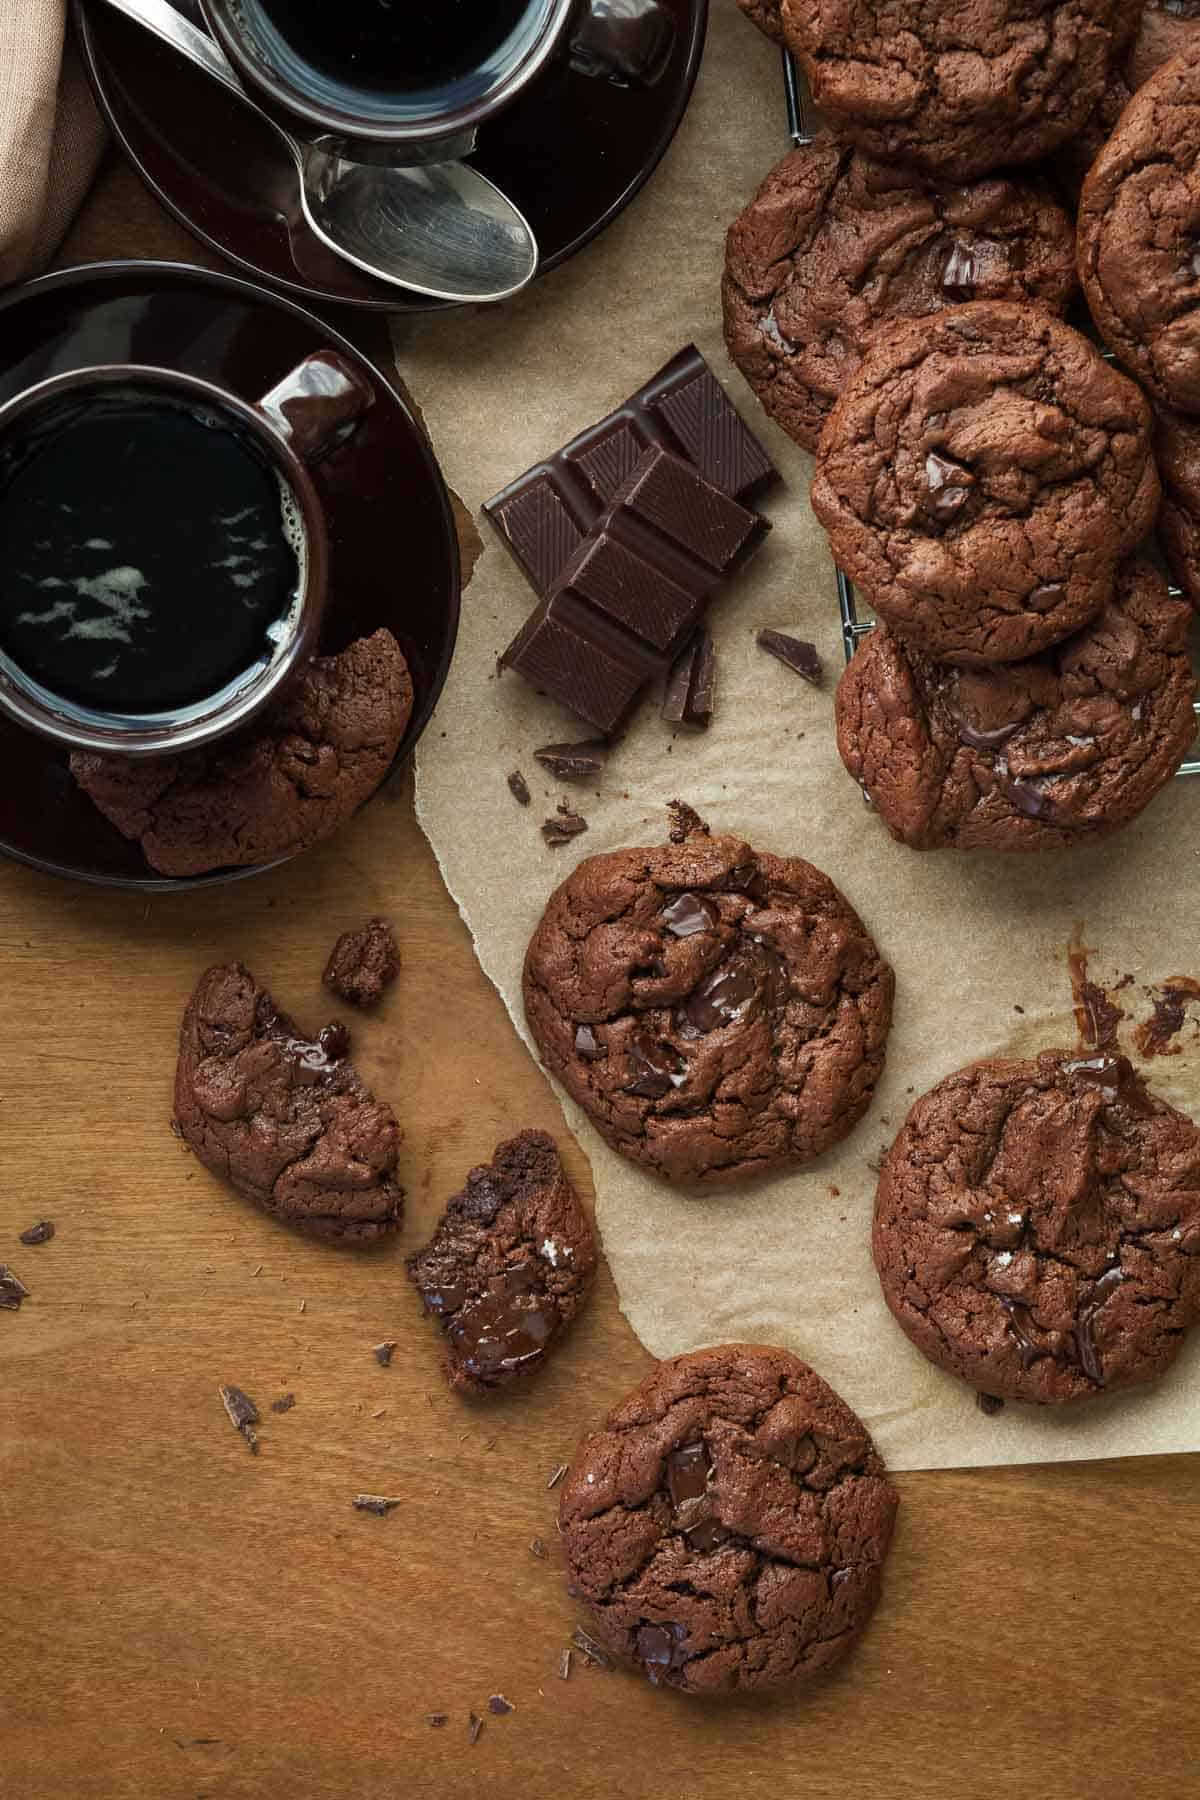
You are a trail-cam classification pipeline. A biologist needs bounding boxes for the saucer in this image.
[74,0,708,314]
[0,260,460,890]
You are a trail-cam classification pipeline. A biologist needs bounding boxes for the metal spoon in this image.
[97,0,540,303]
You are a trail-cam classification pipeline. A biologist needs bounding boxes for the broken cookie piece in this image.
[323,917,400,1008]
[174,962,404,1244]
[406,1131,596,1394]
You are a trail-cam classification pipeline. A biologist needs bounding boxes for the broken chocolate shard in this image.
[667,798,708,843]
[574,1023,605,1060]
[529,1536,548,1559]
[756,628,824,687]
[542,809,589,847]
[318,1022,351,1061]
[546,1462,569,1489]
[0,1266,29,1310]
[662,892,718,937]
[373,1341,398,1367]
[507,769,531,806]
[484,344,779,597]
[558,1648,572,1680]
[662,629,716,727]
[219,1384,259,1453]
[467,1712,484,1745]
[270,1393,296,1414]
[533,740,608,779]
[352,1494,401,1515]
[18,1221,54,1246]
[488,1695,514,1715]
[571,1626,614,1668]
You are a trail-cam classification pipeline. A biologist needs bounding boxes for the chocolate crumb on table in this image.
[0,1266,29,1310]
[756,629,824,687]
[541,807,588,848]
[666,797,708,843]
[467,1713,484,1746]
[557,1649,572,1680]
[351,1495,401,1515]
[507,770,532,805]
[425,1714,448,1729]
[373,1341,398,1368]
[570,1627,614,1669]
[487,1696,514,1715]
[406,1131,596,1395]
[219,1384,259,1453]
[270,1394,296,1414]
[18,1221,54,1246]
[323,917,400,1009]
[533,741,608,779]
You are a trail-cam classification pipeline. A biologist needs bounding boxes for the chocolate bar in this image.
[484,345,779,597]
[499,445,767,735]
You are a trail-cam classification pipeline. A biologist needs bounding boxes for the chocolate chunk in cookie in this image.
[724,139,1076,452]
[874,1050,1200,1404]
[811,302,1159,664]
[781,0,1120,180]
[1127,0,1200,89]
[558,1345,899,1696]
[70,629,413,878]
[323,917,400,1008]
[175,962,404,1244]
[1156,408,1200,607]
[835,560,1197,850]
[1079,44,1200,412]
[406,1131,596,1394]
[523,816,893,1186]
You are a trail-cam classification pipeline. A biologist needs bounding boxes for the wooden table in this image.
[4,160,1198,1800]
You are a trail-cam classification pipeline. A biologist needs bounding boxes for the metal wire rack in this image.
[780,48,1200,777]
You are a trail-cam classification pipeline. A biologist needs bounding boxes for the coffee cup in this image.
[0,351,375,757]
[198,0,578,163]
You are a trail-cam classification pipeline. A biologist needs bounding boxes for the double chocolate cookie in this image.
[1079,44,1200,413]
[406,1131,596,1394]
[71,629,413,877]
[781,0,1120,181]
[175,963,404,1244]
[523,814,894,1186]
[1126,0,1200,89]
[811,302,1159,664]
[874,1051,1200,1404]
[723,140,1076,453]
[1156,408,1200,607]
[558,1345,899,1695]
[736,0,784,39]
[835,560,1197,850]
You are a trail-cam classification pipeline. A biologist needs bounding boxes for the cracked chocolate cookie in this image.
[558,1344,899,1696]
[1056,73,1131,200]
[874,1050,1200,1404]
[835,560,1197,850]
[723,139,1076,453]
[175,962,404,1244]
[1127,0,1200,89]
[1156,408,1200,607]
[70,629,413,878]
[1079,44,1200,412]
[406,1130,596,1394]
[323,917,400,1008]
[781,0,1120,181]
[522,814,894,1186]
[811,302,1159,664]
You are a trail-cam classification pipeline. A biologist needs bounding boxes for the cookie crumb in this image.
[219,1384,259,1453]
[323,918,399,1009]
[270,1393,296,1414]
[426,1713,448,1728]
[666,798,708,843]
[542,807,588,847]
[507,769,531,805]
[373,1341,397,1368]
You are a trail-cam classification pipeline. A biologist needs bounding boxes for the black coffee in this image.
[0,390,302,715]
[245,0,536,99]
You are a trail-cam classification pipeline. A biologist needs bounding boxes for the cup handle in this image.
[256,350,375,463]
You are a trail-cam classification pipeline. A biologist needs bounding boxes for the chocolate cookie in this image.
[835,560,1197,850]
[558,1345,899,1696]
[811,302,1159,664]
[175,962,404,1244]
[874,1050,1200,1403]
[70,629,413,878]
[1126,0,1199,89]
[323,917,400,1008]
[723,139,1076,453]
[406,1131,596,1394]
[737,0,784,39]
[781,0,1120,181]
[1156,407,1200,606]
[1055,73,1131,201]
[1079,44,1200,412]
[522,815,894,1186]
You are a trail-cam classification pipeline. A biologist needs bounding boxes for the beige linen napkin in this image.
[0,1,106,284]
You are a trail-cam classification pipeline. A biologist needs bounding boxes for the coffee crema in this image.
[0,388,303,716]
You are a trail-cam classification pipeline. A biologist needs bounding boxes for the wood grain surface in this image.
[2,158,1198,1800]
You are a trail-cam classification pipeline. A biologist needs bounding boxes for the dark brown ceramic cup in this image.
[0,350,374,758]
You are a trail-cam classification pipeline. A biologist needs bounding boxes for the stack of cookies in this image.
[725,1,1200,852]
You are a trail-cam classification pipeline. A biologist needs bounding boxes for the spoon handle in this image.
[97,0,246,99]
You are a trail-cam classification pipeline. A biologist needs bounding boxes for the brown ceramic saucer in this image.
[0,260,460,890]
[74,0,708,314]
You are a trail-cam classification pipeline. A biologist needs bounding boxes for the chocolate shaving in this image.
[507,769,531,806]
[270,1394,296,1414]
[558,1648,572,1680]
[756,628,824,687]
[542,807,588,847]
[529,1536,548,1559]
[352,1494,401,1515]
[467,1712,484,1746]
[570,1626,613,1668]
[19,1221,54,1246]
[219,1384,258,1453]
[488,1695,514,1715]
[373,1341,397,1368]
[546,1462,568,1489]
[667,798,708,843]
[534,740,608,779]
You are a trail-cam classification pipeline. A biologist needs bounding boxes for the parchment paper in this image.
[398,0,1200,1469]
